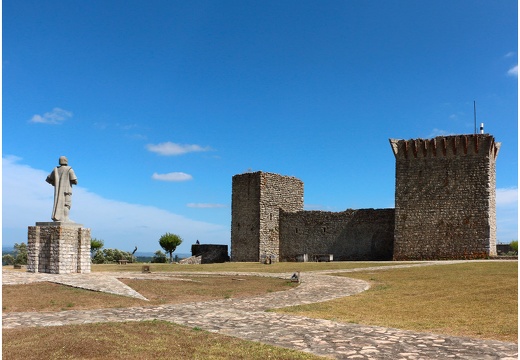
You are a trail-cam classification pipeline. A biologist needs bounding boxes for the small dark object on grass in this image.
[291,272,300,283]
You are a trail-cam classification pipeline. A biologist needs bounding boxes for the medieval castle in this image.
[231,134,501,262]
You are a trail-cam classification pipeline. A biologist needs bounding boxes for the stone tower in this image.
[231,171,304,262]
[390,134,500,260]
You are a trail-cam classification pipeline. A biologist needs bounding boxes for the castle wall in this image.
[231,172,304,262]
[390,134,500,260]
[279,209,394,261]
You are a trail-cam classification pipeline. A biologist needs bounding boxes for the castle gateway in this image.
[231,134,500,262]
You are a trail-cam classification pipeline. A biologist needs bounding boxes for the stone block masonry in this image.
[390,134,500,260]
[27,222,91,274]
[279,209,395,261]
[231,172,303,262]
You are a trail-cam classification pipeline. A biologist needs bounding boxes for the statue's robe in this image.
[46,166,77,222]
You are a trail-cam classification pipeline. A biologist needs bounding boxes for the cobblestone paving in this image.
[3,262,518,359]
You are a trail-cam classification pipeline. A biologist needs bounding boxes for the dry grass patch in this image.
[3,320,325,360]
[3,275,297,312]
[276,261,518,343]
[121,275,298,304]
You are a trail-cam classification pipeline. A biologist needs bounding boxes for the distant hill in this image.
[135,252,191,258]
[2,246,192,261]
[2,246,15,255]
[2,247,190,257]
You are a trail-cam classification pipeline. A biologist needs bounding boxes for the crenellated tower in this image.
[390,134,501,260]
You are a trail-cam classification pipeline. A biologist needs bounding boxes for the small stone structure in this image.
[231,134,500,261]
[191,244,229,264]
[27,222,91,274]
[179,255,202,265]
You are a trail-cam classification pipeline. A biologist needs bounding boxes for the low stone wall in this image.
[27,222,91,274]
[179,256,202,265]
[279,209,395,261]
[496,244,514,255]
[191,244,229,264]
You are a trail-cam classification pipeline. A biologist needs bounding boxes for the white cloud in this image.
[504,51,516,58]
[2,156,229,253]
[29,107,73,124]
[187,203,227,208]
[507,65,518,77]
[496,187,518,243]
[497,187,518,206]
[146,142,211,156]
[152,172,193,182]
[427,128,454,138]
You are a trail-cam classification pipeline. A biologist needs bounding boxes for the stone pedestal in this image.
[27,222,91,274]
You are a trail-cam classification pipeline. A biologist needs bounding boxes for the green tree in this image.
[92,250,106,264]
[151,250,167,263]
[2,254,14,266]
[91,248,135,264]
[510,240,518,253]
[13,243,28,265]
[159,233,183,263]
[90,238,104,256]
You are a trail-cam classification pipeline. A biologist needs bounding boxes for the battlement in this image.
[389,134,500,160]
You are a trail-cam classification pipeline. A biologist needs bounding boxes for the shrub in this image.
[91,248,136,264]
[13,243,28,265]
[509,240,518,253]
[2,254,15,266]
[151,250,167,263]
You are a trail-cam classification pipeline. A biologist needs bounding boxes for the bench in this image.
[118,260,128,265]
[313,254,333,262]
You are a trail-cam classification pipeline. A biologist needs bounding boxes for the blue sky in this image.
[3,1,518,254]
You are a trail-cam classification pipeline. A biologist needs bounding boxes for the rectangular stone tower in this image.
[390,134,500,260]
[231,171,304,262]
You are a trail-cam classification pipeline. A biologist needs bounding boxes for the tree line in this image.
[2,232,184,265]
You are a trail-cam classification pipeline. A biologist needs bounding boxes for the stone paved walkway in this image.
[3,262,518,359]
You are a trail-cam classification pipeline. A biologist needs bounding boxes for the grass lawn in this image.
[275,261,518,343]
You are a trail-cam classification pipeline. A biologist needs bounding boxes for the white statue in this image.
[46,156,78,222]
